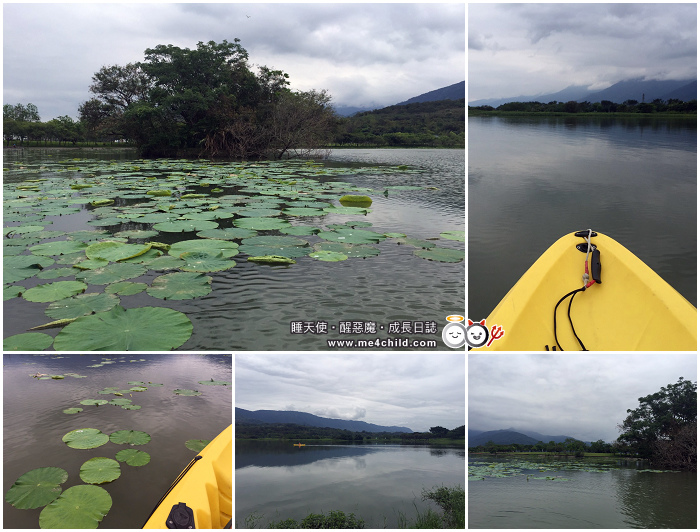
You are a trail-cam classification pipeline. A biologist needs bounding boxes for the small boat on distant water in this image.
[293,443,306,447]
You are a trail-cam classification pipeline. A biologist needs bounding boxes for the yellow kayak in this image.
[472,231,696,351]
[143,425,232,529]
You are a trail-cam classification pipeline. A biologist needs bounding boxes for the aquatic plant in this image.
[109,430,151,446]
[185,439,211,452]
[39,485,112,529]
[62,428,109,450]
[4,157,463,350]
[79,457,121,484]
[5,467,68,509]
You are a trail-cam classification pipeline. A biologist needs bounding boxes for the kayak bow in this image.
[143,424,232,529]
[476,231,696,351]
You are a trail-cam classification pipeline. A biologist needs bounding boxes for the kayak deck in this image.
[143,424,232,529]
[477,231,696,351]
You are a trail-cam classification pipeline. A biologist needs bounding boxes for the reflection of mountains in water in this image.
[235,443,464,469]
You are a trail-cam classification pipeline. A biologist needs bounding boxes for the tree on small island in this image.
[79,39,337,159]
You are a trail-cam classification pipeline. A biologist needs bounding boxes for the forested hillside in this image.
[333,99,465,148]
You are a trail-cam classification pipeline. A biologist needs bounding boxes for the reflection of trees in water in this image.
[613,469,697,528]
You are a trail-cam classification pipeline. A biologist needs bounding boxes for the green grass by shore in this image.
[238,485,464,529]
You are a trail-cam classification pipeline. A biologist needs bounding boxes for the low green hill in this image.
[332,99,465,148]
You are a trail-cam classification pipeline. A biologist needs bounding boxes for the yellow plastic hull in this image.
[143,424,232,529]
[476,232,696,351]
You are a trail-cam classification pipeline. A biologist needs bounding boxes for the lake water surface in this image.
[4,148,464,350]
[235,441,465,528]
[468,116,696,319]
[3,353,231,529]
[468,454,696,528]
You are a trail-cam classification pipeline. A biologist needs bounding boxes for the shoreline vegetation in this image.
[468,97,695,117]
[235,422,465,446]
[237,485,465,529]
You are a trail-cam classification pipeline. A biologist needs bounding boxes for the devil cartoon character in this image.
[466,319,489,349]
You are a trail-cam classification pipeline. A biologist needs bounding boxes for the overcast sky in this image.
[469,353,697,443]
[468,3,697,102]
[235,353,465,433]
[3,3,465,121]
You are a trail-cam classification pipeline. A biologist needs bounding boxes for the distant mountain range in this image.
[469,428,591,447]
[334,80,465,116]
[236,408,413,433]
[469,78,696,107]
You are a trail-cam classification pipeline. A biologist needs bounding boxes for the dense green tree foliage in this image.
[78,39,338,158]
[617,377,696,470]
[470,98,696,114]
[469,438,614,455]
[236,422,464,443]
[334,99,465,147]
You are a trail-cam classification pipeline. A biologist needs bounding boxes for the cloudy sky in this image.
[236,353,465,433]
[3,3,465,121]
[469,3,697,102]
[469,353,697,443]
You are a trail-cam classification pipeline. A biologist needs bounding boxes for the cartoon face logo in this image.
[442,322,466,348]
[466,319,489,348]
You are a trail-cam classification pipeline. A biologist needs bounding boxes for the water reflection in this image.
[469,116,696,318]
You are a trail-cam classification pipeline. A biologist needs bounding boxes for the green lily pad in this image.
[104,281,148,296]
[169,239,239,258]
[198,379,232,386]
[75,263,146,285]
[179,252,236,273]
[309,250,348,262]
[282,207,327,216]
[313,242,381,259]
[147,272,212,300]
[45,292,120,320]
[85,241,152,262]
[4,284,25,300]
[29,240,88,256]
[317,228,386,244]
[339,195,373,207]
[129,386,148,392]
[79,458,121,484]
[196,227,257,239]
[247,255,296,264]
[53,306,193,351]
[109,429,151,445]
[63,408,83,414]
[4,332,54,351]
[4,254,54,283]
[79,399,109,406]
[22,281,87,303]
[121,405,142,410]
[440,230,465,242]
[39,485,112,529]
[5,467,68,509]
[73,258,110,270]
[414,247,464,262]
[185,439,211,453]
[62,428,109,449]
[174,389,202,396]
[115,449,151,466]
[108,399,132,406]
[153,219,218,232]
[233,217,291,230]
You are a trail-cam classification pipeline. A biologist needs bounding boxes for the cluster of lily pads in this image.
[5,427,151,528]
[469,457,680,482]
[4,157,464,351]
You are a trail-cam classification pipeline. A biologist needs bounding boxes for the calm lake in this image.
[468,116,696,319]
[235,441,465,528]
[4,148,464,351]
[468,454,697,528]
[3,353,231,529]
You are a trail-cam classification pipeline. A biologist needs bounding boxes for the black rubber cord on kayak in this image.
[554,287,588,351]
